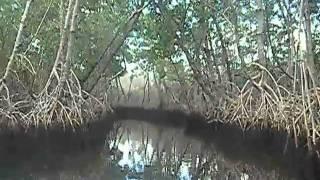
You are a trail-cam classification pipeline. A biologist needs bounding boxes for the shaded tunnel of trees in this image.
[1,0,320,178]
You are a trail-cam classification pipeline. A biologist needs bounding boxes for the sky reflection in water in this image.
[107,120,253,180]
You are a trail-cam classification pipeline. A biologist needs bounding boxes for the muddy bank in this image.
[0,106,319,179]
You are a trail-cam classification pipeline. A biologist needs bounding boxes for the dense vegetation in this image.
[0,0,319,150]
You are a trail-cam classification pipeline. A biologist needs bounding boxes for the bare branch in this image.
[0,0,33,93]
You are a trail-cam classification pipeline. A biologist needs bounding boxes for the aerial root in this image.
[155,62,320,149]
[27,70,106,129]
[0,70,106,130]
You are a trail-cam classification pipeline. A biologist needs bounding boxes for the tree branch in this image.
[82,3,149,93]
[0,0,33,93]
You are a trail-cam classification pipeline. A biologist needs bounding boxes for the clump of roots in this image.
[223,63,320,150]
[0,82,33,129]
[0,70,107,130]
[156,62,320,150]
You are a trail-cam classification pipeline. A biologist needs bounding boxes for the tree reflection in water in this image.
[0,111,314,179]
[106,120,293,180]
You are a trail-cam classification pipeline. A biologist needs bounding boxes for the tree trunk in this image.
[42,0,74,91]
[54,0,74,69]
[212,16,232,83]
[208,34,222,83]
[59,0,65,36]
[230,0,244,68]
[265,2,293,80]
[304,0,317,85]
[204,33,221,83]
[153,70,165,109]
[83,7,144,93]
[276,0,294,74]
[0,0,33,92]
[256,0,266,66]
[60,0,79,86]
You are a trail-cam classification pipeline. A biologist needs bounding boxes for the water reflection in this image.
[0,107,318,179]
[106,120,293,180]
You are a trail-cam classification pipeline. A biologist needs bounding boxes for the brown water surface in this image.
[0,106,318,180]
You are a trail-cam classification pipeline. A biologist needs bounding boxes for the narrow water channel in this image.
[107,120,287,180]
[0,107,318,180]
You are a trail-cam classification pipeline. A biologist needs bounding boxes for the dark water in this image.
[0,106,319,180]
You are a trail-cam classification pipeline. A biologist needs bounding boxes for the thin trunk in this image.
[27,1,53,96]
[153,70,164,109]
[147,73,151,103]
[179,41,231,103]
[83,6,145,93]
[127,77,133,101]
[173,3,231,102]
[284,1,295,72]
[203,33,217,81]
[213,16,232,83]
[265,3,293,79]
[116,77,125,99]
[24,0,53,56]
[256,0,266,66]
[54,0,74,68]
[301,63,312,150]
[114,77,120,102]
[303,0,317,85]
[168,57,192,109]
[276,0,294,74]
[208,34,222,83]
[59,0,65,35]
[0,0,33,92]
[207,0,231,82]
[60,0,79,86]
[141,74,149,105]
[232,0,245,68]
[43,0,74,91]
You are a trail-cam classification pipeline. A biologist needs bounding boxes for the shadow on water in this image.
[0,106,319,179]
